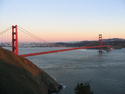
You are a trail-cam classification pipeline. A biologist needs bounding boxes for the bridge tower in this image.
[12,25,19,55]
[99,34,103,45]
[98,34,103,54]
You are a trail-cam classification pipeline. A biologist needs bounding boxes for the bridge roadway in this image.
[20,45,112,57]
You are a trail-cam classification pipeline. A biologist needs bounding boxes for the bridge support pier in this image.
[12,25,19,55]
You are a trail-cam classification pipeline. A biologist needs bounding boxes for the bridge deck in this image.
[20,45,112,57]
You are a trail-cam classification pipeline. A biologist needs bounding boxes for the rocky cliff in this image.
[0,47,61,94]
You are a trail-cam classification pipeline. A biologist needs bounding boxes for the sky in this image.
[0,0,125,42]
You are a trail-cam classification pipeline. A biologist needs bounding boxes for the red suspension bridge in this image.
[0,25,112,57]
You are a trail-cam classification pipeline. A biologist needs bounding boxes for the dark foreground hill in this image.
[0,47,62,94]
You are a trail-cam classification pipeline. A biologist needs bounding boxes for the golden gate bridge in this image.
[0,25,112,57]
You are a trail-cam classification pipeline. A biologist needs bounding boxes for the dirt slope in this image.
[0,47,61,94]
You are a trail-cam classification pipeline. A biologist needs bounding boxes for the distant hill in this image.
[54,38,125,48]
[103,38,125,49]
[1,38,125,48]
[103,38,125,42]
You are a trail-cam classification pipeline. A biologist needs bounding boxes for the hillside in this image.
[0,47,62,94]
[55,38,125,48]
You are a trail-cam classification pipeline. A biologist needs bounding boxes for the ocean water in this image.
[6,47,125,94]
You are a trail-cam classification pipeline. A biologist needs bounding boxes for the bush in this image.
[74,82,93,94]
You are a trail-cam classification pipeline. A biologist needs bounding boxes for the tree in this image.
[75,82,93,94]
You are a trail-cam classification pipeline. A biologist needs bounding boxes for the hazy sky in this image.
[0,0,125,42]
